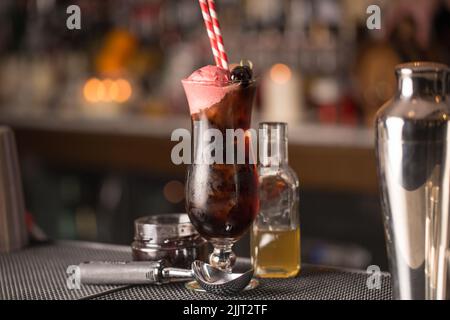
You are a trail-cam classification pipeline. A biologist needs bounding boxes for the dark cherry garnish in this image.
[231,65,253,86]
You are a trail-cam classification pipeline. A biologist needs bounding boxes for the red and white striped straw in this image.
[198,0,228,70]
[207,0,228,70]
[198,0,221,68]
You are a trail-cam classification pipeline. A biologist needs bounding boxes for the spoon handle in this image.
[161,267,193,281]
[77,261,165,285]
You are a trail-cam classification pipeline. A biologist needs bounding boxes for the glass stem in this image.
[210,244,236,273]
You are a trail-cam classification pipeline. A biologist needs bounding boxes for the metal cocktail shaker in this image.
[375,62,450,300]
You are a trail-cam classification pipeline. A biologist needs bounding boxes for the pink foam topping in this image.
[182,65,234,114]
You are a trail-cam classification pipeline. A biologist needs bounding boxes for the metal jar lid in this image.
[134,213,198,244]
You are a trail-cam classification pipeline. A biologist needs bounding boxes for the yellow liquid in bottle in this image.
[251,226,301,278]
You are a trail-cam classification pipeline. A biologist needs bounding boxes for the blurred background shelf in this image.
[0,110,373,147]
[0,110,377,195]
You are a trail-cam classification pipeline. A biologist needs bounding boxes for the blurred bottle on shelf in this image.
[261,63,304,125]
[310,77,339,124]
[243,0,286,31]
[309,77,359,125]
[354,42,400,126]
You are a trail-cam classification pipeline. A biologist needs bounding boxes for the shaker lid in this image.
[134,213,198,243]
[395,61,449,74]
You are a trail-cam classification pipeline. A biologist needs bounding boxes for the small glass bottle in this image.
[251,122,301,278]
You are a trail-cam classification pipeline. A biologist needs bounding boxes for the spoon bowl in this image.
[191,260,255,295]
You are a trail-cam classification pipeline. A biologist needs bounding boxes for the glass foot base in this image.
[185,278,259,293]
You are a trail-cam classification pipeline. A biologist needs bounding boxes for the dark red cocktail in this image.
[182,65,258,271]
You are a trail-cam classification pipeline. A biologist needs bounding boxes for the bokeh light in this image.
[83,78,132,103]
[163,180,185,204]
[270,63,292,84]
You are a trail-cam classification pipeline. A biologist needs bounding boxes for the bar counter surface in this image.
[0,241,392,300]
